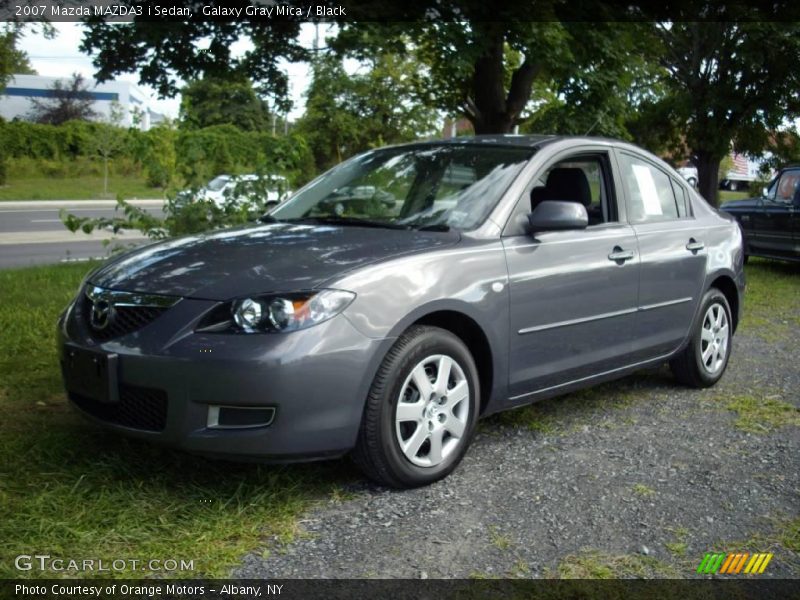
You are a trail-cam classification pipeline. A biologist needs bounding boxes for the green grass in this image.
[553,550,678,579]
[0,263,356,578]
[488,526,513,551]
[719,190,750,202]
[739,258,800,341]
[632,484,656,498]
[664,542,687,557]
[714,516,800,555]
[0,176,163,201]
[710,392,800,434]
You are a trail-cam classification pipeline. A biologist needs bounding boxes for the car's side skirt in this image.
[504,350,676,406]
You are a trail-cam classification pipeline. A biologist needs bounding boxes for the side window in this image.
[619,154,679,223]
[529,155,616,227]
[671,178,690,217]
[775,171,800,203]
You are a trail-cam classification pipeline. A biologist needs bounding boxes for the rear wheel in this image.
[670,288,733,388]
[353,325,480,488]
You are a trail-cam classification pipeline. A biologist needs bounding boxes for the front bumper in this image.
[58,294,388,461]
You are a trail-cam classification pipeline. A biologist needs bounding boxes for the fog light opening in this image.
[206,405,276,429]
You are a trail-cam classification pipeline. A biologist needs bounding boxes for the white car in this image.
[677,166,698,188]
[196,174,292,207]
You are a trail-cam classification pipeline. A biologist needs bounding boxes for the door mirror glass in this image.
[762,186,769,198]
[528,200,588,233]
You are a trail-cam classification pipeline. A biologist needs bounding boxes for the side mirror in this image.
[528,200,588,233]
[762,187,769,198]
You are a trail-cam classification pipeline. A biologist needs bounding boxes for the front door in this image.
[503,152,640,401]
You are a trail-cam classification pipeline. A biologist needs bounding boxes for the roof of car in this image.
[410,134,628,149]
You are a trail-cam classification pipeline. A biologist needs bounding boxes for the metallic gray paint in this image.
[59,136,745,461]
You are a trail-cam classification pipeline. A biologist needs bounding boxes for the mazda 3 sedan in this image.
[58,136,745,488]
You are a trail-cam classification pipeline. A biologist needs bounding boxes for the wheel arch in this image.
[408,310,496,416]
[707,274,740,333]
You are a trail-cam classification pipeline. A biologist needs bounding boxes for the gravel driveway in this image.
[235,323,799,579]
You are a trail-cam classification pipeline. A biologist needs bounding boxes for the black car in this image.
[720,166,800,262]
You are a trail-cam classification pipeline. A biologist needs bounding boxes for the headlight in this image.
[229,290,355,333]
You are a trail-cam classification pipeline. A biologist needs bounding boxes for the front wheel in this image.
[670,288,733,388]
[353,325,480,488]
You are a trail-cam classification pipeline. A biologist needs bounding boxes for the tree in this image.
[0,25,37,91]
[87,101,126,195]
[296,52,437,170]
[644,21,800,205]
[80,18,308,111]
[28,73,97,125]
[521,23,661,140]
[180,76,268,131]
[333,19,565,135]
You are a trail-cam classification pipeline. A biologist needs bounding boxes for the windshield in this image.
[206,175,231,192]
[270,145,535,230]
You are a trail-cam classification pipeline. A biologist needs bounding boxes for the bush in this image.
[0,119,315,190]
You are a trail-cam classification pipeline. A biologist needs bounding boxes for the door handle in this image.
[608,247,635,262]
[686,239,705,253]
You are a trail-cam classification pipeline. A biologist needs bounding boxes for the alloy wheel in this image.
[394,354,470,468]
[699,302,729,375]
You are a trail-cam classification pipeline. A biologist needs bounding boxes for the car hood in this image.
[88,222,460,300]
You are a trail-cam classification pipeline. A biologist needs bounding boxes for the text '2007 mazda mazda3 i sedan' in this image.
[59,136,745,488]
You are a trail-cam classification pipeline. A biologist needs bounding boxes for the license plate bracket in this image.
[61,344,119,403]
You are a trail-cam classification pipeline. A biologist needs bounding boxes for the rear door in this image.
[615,150,708,359]
[502,150,641,401]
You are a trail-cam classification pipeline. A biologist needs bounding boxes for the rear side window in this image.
[671,178,690,217]
[619,153,680,223]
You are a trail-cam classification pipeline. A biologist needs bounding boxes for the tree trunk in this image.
[467,24,542,135]
[103,156,109,195]
[694,150,721,207]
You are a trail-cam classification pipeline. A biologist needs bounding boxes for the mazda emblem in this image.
[90,298,114,330]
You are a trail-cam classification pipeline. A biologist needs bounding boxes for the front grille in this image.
[83,296,168,341]
[70,385,168,432]
[80,286,178,341]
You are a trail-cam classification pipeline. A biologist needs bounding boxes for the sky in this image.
[17,22,326,120]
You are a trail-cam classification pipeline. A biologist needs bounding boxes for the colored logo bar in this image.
[697,552,773,574]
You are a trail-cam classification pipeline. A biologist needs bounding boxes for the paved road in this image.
[0,200,163,269]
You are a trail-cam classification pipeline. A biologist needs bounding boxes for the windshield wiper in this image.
[289,216,411,230]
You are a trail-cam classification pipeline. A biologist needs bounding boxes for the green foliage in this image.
[0,120,313,195]
[180,76,269,131]
[640,22,800,205]
[61,171,296,239]
[175,125,313,187]
[0,25,36,90]
[139,124,177,188]
[81,21,308,111]
[0,119,129,160]
[296,52,437,170]
[523,23,660,140]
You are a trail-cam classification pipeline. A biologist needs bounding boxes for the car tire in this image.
[670,288,733,388]
[352,325,480,488]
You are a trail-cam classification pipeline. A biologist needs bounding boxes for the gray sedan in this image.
[58,136,745,488]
